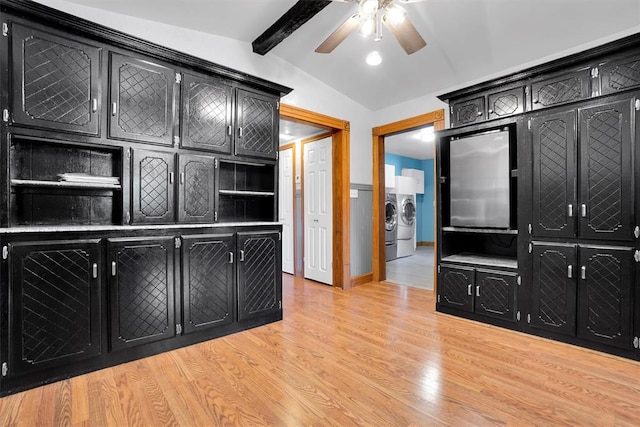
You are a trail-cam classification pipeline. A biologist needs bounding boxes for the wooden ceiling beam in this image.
[252,0,332,55]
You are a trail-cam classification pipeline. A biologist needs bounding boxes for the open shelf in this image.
[218,189,274,197]
[218,160,276,222]
[11,179,121,190]
[441,253,517,269]
[442,226,517,235]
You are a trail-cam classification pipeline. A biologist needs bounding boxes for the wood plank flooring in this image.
[3,275,640,426]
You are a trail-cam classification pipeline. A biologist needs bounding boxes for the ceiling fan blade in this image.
[315,13,361,53]
[382,14,426,55]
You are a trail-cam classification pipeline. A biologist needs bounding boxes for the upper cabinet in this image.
[109,53,176,145]
[9,21,101,135]
[449,86,525,128]
[235,89,279,160]
[530,69,592,110]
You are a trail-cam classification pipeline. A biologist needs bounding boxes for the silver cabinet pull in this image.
[227,125,232,136]
[229,252,234,264]
[477,111,483,116]
[581,266,586,280]
[567,265,573,278]
[92,98,98,113]
[180,172,184,184]
[169,172,174,184]
[581,204,587,217]
[238,127,243,138]
[111,261,117,276]
[476,286,480,297]
[92,263,98,279]
[111,102,117,116]
[568,204,573,217]
[467,284,472,296]
[239,250,245,262]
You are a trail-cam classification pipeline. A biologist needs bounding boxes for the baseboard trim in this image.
[417,241,434,247]
[351,272,373,286]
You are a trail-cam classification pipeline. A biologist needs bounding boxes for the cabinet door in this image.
[181,72,232,154]
[488,87,524,120]
[182,234,235,334]
[577,246,633,349]
[600,52,640,95]
[108,237,175,350]
[530,243,577,336]
[450,96,485,127]
[578,98,633,241]
[237,231,281,321]
[8,240,101,377]
[438,265,474,313]
[531,109,577,238]
[10,22,101,135]
[109,53,175,145]
[530,69,591,110]
[235,89,278,159]
[475,269,517,322]
[132,149,175,224]
[177,154,215,223]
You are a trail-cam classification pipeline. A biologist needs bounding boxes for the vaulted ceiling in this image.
[55,0,640,111]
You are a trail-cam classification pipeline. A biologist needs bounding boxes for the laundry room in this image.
[384,125,435,289]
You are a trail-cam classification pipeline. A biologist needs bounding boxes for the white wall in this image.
[36,0,374,184]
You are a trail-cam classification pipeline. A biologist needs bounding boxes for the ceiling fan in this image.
[315,0,427,55]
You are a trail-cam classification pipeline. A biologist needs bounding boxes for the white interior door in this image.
[278,147,294,274]
[304,137,332,285]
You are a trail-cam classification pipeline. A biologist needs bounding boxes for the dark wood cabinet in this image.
[180,72,233,154]
[177,154,216,223]
[530,69,592,110]
[235,89,279,159]
[600,51,640,96]
[237,231,281,321]
[181,234,235,334]
[8,240,102,377]
[109,53,176,145]
[438,265,474,312]
[488,87,525,120]
[450,96,485,127]
[9,21,101,135]
[107,237,175,351]
[131,149,175,224]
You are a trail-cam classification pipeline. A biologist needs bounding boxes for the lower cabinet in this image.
[7,239,102,377]
[438,265,517,322]
[530,242,634,349]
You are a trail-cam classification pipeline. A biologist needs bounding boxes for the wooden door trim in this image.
[371,109,445,289]
[280,104,351,289]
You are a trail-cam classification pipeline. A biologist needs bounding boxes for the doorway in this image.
[372,110,446,289]
[279,104,352,289]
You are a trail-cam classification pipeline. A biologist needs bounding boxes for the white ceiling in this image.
[385,125,434,160]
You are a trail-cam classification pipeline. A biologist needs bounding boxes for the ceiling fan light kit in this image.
[315,0,426,55]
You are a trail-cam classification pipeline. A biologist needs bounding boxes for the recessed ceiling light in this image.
[366,51,382,66]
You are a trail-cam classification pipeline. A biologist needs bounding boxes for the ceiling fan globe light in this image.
[360,17,376,36]
[360,0,379,16]
[384,4,407,27]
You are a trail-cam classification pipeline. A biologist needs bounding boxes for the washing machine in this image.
[384,193,398,261]
[396,193,416,258]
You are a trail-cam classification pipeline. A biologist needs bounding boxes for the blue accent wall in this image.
[385,153,435,243]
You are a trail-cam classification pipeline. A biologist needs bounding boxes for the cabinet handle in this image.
[581,266,586,280]
[467,284,472,296]
[568,204,573,217]
[533,99,539,104]
[476,111,483,116]
[567,265,573,278]
[227,125,232,136]
[229,252,234,264]
[92,263,98,279]
[581,204,587,218]
[92,98,98,113]
[111,261,117,276]
[111,102,117,116]
[476,286,480,297]
[239,250,245,262]
[169,172,174,184]
[180,172,184,184]
[238,127,243,138]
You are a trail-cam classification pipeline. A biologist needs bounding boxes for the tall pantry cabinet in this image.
[0,0,290,396]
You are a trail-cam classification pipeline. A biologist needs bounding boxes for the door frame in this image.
[371,109,446,287]
[278,143,296,275]
[280,104,352,289]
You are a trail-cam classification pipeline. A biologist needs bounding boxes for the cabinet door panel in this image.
[235,89,278,159]
[475,269,517,322]
[182,234,235,334]
[577,246,633,349]
[10,21,101,135]
[579,98,633,241]
[531,70,591,110]
[451,97,485,127]
[108,237,175,350]
[177,154,215,223]
[531,243,577,336]
[9,240,101,377]
[531,109,577,238]
[600,52,640,95]
[132,149,175,224]
[438,265,474,312]
[109,53,175,145]
[181,72,232,154]
[488,87,524,120]
[237,231,281,321]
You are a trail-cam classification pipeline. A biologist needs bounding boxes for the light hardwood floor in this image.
[2,275,640,426]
